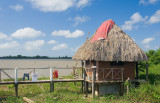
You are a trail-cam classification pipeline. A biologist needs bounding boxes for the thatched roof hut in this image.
[72,22,148,62]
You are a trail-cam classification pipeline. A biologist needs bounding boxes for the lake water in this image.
[0,59,81,80]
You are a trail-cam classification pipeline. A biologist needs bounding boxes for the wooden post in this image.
[34,69,35,74]
[136,62,138,79]
[146,62,149,82]
[15,68,18,83]
[81,60,84,93]
[126,77,130,95]
[15,83,18,97]
[92,66,96,98]
[0,70,1,82]
[50,67,54,92]
[111,69,113,80]
[84,68,87,96]
[121,68,124,95]
[86,82,88,97]
[15,68,18,97]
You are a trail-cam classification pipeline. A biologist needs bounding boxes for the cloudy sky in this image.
[0,0,160,57]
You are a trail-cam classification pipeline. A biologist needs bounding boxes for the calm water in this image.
[0,59,81,80]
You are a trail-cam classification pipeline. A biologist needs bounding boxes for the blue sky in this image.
[0,0,160,57]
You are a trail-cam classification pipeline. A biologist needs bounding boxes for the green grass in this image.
[0,64,160,103]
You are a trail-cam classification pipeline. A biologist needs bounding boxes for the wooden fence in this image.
[0,67,84,97]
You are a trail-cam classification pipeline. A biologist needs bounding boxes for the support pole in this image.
[81,60,84,93]
[50,81,54,92]
[86,82,88,96]
[15,68,18,97]
[50,67,54,92]
[34,69,35,74]
[15,68,18,83]
[15,83,18,97]
[92,66,96,98]
[126,78,130,95]
[84,68,87,96]
[146,62,149,82]
[0,70,1,82]
[121,68,124,95]
[136,62,138,79]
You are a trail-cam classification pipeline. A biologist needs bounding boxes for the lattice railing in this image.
[85,68,124,82]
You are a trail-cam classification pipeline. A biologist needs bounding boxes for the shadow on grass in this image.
[0,96,23,103]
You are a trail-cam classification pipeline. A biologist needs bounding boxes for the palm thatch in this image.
[72,24,148,61]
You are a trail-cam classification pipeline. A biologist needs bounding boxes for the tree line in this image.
[0,55,72,59]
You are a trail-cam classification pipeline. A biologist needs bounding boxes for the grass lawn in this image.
[0,64,160,103]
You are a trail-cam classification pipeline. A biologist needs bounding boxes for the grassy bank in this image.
[0,64,160,103]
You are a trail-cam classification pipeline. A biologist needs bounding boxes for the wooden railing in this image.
[0,67,84,97]
[85,68,124,82]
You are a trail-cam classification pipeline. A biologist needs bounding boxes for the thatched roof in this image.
[72,23,148,62]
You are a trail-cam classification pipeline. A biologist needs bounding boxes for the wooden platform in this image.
[86,79,123,84]
[0,79,84,85]
[130,79,147,83]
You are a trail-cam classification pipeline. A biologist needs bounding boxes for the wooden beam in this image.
[81,60,84,93]
[15,83,18,97]
[1,70,14,81]
[0,79,84,85]
[34,69,35,74]
[92,67,96,98]
[84,66,87,96]
[121,68,124,95]
[136,62,138,79]
[50,67,54,92]
[15,68,18,97]
[146,62,149,82]
[86,82,88,97]
[0,70,1,82]
[50,81,54,92]
[15,68,18,83]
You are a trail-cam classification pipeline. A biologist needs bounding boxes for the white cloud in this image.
[48,40,57,44]
[11,27,45,39]
[141,37,155,44]
[24,40,44,51]
[9,5,23,11]
[26,0,92,12]
[0,32,8,40]
[76,0,91,8]
[52,43,68,50]
[0,41,19,49]
[27,0,74,12]
[0,32,12,40]
[121,12,148,30]
[51,30,84,38]
[139,0,159,5]
[69,15,90,26]
[141,37,155,50]
[148,10,160,24]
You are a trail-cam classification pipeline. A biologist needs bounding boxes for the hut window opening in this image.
[85,60,90,66]
[92,61,96,66]
[110,61,124,66]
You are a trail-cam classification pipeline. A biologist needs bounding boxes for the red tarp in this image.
[91,20,115,43]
